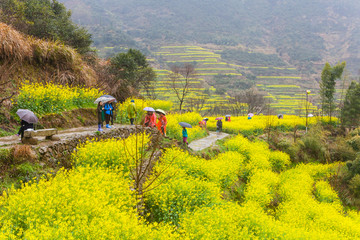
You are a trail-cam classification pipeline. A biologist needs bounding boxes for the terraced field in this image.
[145,45,319,115]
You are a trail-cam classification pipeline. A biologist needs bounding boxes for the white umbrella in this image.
[308,114,314,117]
[94,96,115,104]
[143,107,155,112]
[155,109,166,115]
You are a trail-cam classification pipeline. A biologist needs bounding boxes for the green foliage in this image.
[0,0,92,54]
[349,174,360,198]
[341,81,360,128]
[109,49,156,102]
[320,62,346,119]
[347,135,360,152]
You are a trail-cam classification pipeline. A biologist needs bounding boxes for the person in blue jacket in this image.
[182,127,188,146]
[103,101,113,128]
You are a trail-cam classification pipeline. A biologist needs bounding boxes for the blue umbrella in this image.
[179,122,192,128]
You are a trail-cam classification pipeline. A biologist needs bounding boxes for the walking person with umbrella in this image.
[216,117,223,133]
[143,107,156,127]
[179,122,192,146]
[103,100,114,128]
[97,102,104,132]
[16,109,38,139]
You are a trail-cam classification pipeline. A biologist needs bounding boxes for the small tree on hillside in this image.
[167,63,196,111]
[341,81,360,129]
[234,87,267,114]
[109,49,156,102]
[320,62,346,121]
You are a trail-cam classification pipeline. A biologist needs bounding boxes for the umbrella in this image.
[16,109,38,124]
[94,96,115,104]
[215,117,223,120]
[248,113,254,117]
[179,122,192,128]
[143,107,155,112]
[225,115,231,117]
[308,114,314,117]
[155,109,166,115]
[203,118,209,121]
[277,114,283,119]
[100,95,117,102]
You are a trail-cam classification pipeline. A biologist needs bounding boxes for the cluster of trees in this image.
[0,0,92,54]
[320,61,360,128]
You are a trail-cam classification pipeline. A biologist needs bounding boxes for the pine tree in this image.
[341,81,360,128]
[320,62,346,121]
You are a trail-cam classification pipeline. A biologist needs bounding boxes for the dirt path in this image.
[0,124,124,148]
[189,131,229,151]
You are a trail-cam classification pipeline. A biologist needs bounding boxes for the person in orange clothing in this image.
[144,111,157,127]
[156,112,167,135]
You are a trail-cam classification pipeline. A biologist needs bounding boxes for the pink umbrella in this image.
[248,113,254,117]
[215,117,224,120]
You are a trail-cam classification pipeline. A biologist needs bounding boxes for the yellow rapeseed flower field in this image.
[16,82,103,115]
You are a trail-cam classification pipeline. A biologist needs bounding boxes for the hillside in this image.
[60,0,360,75]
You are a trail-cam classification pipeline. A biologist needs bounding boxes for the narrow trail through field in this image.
[0,124,124,148]
[0,126,229,151]
[189,131,229,151]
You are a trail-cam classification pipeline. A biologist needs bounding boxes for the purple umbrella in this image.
[248,113,254,117]
[215,117,224,120]
[179,122,192,128]
[16,109,38,124]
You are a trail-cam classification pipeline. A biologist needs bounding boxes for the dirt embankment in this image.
[39,108,97,129]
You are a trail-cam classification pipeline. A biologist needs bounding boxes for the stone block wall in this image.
[35,126,161,167]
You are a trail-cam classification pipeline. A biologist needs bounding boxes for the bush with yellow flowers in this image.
[165,112,207,142]
[72,133,150,173]
[206,115,337,136]
[16,82,103,115]
[144,173,222,226]
[0,167,178,239]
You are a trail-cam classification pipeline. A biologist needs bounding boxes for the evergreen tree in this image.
[109,49,156,101]
[320,62,346,120]
[341,81,360,128]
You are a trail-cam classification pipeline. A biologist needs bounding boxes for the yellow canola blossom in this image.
[72,133,150,173]
[16,82,103,115]
[206,115,336,136]
[0,167,177,239]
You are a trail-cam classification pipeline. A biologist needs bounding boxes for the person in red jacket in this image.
[144,111,157,127]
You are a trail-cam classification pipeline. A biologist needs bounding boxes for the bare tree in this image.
[168,63,196,111]
[0,62,16,107]
[234,87,267,114]
[187,95,208,112]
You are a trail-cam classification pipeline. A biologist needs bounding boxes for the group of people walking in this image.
[97,100,115,132]
[126,100,168,136]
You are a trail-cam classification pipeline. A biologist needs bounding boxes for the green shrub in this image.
[347,135,360,151]
[349,174,360,197]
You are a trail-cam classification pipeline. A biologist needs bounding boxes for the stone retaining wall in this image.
[36,126,160,167]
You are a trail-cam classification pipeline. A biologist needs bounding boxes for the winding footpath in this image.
[189,131,229,151]
[0,125,229,151]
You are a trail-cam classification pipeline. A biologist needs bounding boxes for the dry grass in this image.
[13,145,37,163]
[0,23,97,87]
[0,23,33,62]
